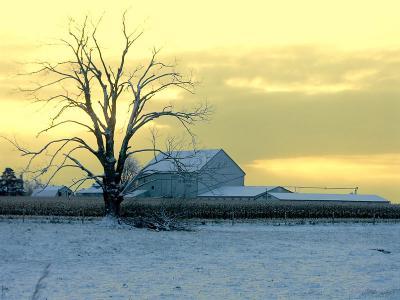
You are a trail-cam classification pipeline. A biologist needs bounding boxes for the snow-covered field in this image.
[1,218,400,299]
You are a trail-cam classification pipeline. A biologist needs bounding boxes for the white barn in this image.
[31,185,72,197]
[137,149,245,198]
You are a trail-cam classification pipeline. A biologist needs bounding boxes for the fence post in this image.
[81,209,84,224]
[231,211,235,226]
[22,208,25,223]
[332,212,335,224]
[373,213,376,225]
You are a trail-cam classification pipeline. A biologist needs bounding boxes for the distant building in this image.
[268,192,389,204]
[75,185,149,198]
[137,149,245,198]
[198,185,389,203]
[198,186,291,200]
[31,185,72,197]
[75,184,103,197]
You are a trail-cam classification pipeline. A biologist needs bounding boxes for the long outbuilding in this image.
[75,184,103,197]
[198,186,291,200]
[269,192,389,203]
[199,186,389,203]
[31,185,72,197]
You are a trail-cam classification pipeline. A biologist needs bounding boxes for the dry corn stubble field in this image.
[0,196,399,219]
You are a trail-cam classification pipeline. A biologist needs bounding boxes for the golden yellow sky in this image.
[1,1,400,201]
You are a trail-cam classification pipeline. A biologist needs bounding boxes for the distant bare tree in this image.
[121,156,141,186]
[11,13,210,217]
[23,178,44,196]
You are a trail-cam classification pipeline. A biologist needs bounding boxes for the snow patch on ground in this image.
[0,218,400,299]
[96,215,130,229]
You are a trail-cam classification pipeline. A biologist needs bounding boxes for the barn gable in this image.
[138,149,245,198]
[197,149,245,194]
[201,149,245,176]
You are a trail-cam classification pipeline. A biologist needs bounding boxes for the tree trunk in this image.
[104,194,122,217]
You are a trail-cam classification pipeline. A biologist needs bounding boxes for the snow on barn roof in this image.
[76,185,103,195]
[144,149,221,173]
[198,186,286,198]
[269,192,390,203]
[124,189,147,198]
[31,185,68,197]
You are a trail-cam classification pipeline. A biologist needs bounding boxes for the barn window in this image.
[151,186,154,190]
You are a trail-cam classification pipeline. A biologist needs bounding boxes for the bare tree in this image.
[12,14,210,217]
[120,156,141,186]
[23,178,44,196]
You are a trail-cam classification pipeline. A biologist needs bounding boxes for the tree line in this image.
[0,167,24,196]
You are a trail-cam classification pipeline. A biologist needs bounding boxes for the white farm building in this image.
[75,184,103,197]
[268,192,389,203]
[31,185,72,197]
[137,149,245,198]
[198,186,292,200]
[198,186,389,203]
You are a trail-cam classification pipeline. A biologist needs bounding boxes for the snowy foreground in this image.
[1,218,400,300]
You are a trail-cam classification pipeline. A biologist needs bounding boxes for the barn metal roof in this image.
[31,185,69,197]
[75,185,103,195]
[144,149,222,173]
[124,189,148,198]
[198,186,287,198]
[269,192,389,203]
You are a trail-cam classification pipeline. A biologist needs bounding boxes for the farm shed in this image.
[137,149,245,198]
[31,185,72,197]
[268,192,390,204]
[198,186,291,200]
[75,184,103,197]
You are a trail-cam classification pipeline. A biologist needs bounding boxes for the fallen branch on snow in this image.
[123,209,190,231]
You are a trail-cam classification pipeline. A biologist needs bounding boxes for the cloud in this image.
[141,121,171,130]
[225,77,358,95]
[179,46,400,96]
[149,87,184,102]
[247,154,400,182]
